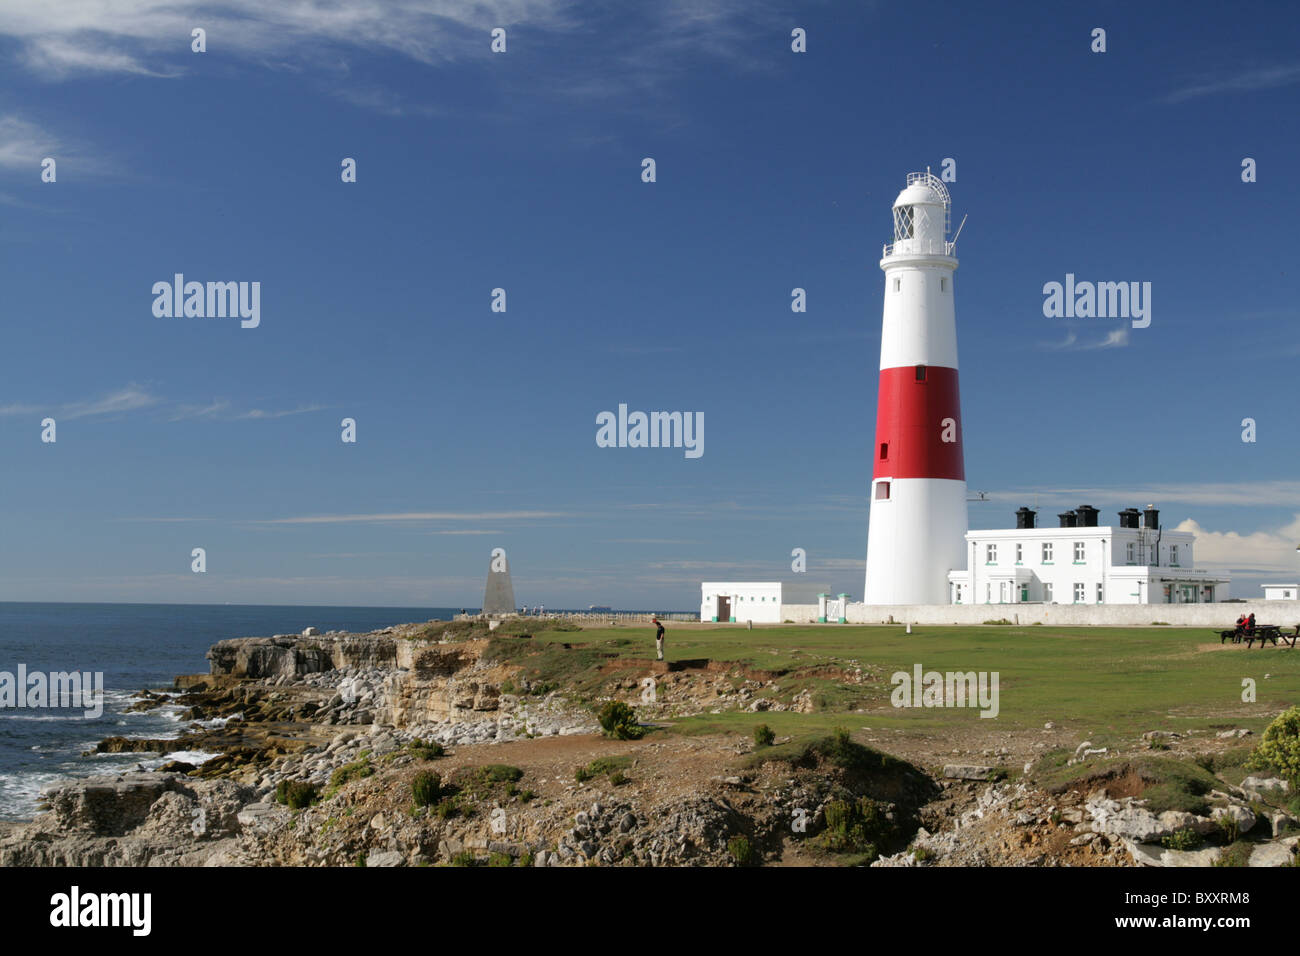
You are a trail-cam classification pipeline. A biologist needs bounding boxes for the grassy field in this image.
[497,623,1300,744]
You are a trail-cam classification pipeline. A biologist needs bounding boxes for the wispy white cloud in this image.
[1039,326,1129,351]
[0,1,802,115]
[983,481,1300,509]
[19,35,177,79]
[0,1,578,81]
[260,511,568,524]
[163,399,233,422]
[236,404,329,420]
[0,114,61,170]
[0,384,326,422]
[0,383,160,419]
[1164,64,1300,104]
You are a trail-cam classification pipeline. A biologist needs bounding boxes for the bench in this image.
[1218,625,1298,648]
[1245,625,1279,648]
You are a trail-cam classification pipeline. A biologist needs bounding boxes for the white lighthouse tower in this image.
[864,171,968,605]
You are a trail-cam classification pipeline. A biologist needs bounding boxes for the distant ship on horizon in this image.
[588,605,613,612]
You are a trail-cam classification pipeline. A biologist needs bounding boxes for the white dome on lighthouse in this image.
[886,170,953,255]
[893,179,947,210]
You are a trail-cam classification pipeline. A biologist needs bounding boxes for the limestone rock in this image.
[1211,805,1257,834]
[1248,841,1299,867]
[1125,840,1223,867]
[943,765,994,781]
[1241,776,1289,794]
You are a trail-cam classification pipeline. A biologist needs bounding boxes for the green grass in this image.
[472,764,524,784]
[515,623,1300,739]
[575,755,633,783]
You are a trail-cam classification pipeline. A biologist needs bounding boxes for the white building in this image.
[946,506,1229,605]
[1262,584,1298,601]
[700,581,833,623]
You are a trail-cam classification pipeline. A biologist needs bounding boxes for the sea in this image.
[0,602,464,821]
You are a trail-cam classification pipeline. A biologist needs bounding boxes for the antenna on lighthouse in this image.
[951,213,969,247]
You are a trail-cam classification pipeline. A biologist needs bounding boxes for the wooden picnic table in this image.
[1217,624,1299,648]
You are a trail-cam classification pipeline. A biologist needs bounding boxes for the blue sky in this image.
[1,0,1298,608]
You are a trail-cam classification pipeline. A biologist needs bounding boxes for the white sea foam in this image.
[148,750,220,767]
[0,770,65,820]
[193,712,241,729]
[0,713,87,722]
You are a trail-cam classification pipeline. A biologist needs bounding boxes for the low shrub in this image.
[818,797,893,858]
[474,764,524,784]
[407,738,445,760]
[1214,841,1253,868]
[1161,828,1201,851]
[597,701,645,740]
[329,759,373,790]
[1248,706,1300,787]
[1217,814,1241,844]
[727,835,758,866]
[275,780,317,809]
[753,724,776,748]
[412,770,442,807]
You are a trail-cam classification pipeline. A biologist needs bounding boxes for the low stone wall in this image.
[772,601,1300,628]
[457,612,698,625]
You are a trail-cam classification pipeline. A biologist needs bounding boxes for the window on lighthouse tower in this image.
[894,205,914,239]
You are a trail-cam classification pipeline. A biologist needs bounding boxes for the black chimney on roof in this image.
[1016,507,1036,530]
[1059,510,1077,528]
[1076,504,1099,527]
[1118,508,1140,529]
[1143,505,1160,530]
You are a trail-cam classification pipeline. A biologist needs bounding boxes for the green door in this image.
[1020,585,1029,602]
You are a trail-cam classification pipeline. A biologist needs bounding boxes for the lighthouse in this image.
[864,171,967,605]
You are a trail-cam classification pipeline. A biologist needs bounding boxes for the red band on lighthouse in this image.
[872,365,964,480]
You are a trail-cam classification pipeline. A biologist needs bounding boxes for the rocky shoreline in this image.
[1,619,1297,868]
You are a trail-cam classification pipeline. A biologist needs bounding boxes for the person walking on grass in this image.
[653,616,665,661]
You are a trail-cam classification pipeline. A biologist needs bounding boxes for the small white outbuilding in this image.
[1262,584,1298,601]
[700,580,832,624]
